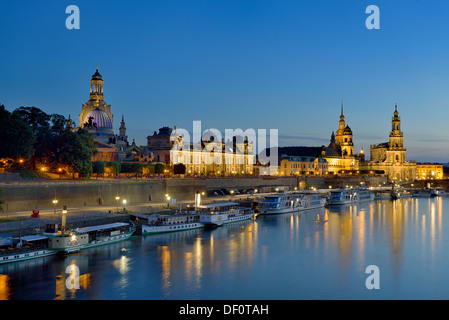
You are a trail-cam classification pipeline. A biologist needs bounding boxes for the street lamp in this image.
[52,199,58,214]
[166,195,171,209]
[115,196,120,212]
[122,199,127,213]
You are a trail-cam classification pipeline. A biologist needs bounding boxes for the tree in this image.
[0,105,35,165]
[154,162,166,174]
[121,162,143,176]
[92,161,106,176]
[13,106,51,169]
[143,163,155,175]
[173,163,186,175]
[52,128,97,178]
[106,161,121,176]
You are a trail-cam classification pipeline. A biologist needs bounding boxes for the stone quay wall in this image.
[0,175,388,212]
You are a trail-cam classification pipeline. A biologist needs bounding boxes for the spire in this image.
[339,99,345,122]
[393,103,399,118]
[341,98,344,116]
[66,114,74,131]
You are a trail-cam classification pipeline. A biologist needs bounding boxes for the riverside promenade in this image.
[0,192,254,237]
[0,174,389,236]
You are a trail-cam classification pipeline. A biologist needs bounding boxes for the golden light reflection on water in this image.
[112,255,131,295]
[159,246,171,296]
[157,222,258,294]
[0,274,10,300]
[55,262,91,300]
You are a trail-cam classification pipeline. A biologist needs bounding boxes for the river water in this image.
[1,197,448,300]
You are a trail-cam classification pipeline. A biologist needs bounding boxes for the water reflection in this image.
[2,198,449,299]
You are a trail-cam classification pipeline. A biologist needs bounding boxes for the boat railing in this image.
[0,243,48,255]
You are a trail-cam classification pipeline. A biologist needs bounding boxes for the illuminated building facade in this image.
[324,103,359,174]
[416,163,443,180]
[279,156,328,176]
[362,104,416,181]
[148,127,255,175]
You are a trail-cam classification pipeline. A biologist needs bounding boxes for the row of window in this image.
[2,251,42,260]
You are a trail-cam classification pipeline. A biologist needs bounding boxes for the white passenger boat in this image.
[391,189,413,199]
[374,191,391,200]
[259,192,304,215]
[413,190,432,198]
[328,189,354,205]
[430,188,449,197]
[141,213,204,235]
[357,187,375,202]
[294,192,326,210]
[196,202,254,227]
[45,222,135,255]
[0,235,56,264]
[328,187,374,205]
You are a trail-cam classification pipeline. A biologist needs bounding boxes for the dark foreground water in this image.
[1,197,449,300]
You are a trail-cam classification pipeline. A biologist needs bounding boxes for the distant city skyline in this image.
[1,0,449,162]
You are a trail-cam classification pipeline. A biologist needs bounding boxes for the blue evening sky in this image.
[1,0,448,162]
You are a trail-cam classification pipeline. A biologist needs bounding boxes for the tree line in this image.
[92,161,170,177]
[0,105,97,177]
[0,104,187,179]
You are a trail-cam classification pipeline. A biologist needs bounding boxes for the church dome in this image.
[343,125,352,134]
[86,108,112,131]
[92,68,102,80]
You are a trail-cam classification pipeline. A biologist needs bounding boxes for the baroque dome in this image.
[86,108,112,131]
[343,125,352,134]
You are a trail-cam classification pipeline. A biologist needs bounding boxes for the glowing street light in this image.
[52,199,58,214]
[166,195,171,209]
[115,196,120,212]
[122,199,127,212]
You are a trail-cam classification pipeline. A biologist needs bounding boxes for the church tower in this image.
[119,115,127,142]
[387,103,406,163]
[389,103,404,149]
[79,66,114,134]
[335,101,354,157]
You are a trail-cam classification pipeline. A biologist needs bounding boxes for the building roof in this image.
[262,146,341,159]
[280,155,327,163]
[75,222,129,234]
[371,142,389,148]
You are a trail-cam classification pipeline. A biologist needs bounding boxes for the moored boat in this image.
[141,213,204,235]
[0,235,55,265]
[328,189,355,205]
[293,192,326,210]
[196,202,254,227]
[374,191,391,200]
[413,190,432,198]
[328,187,374,205]
[354,187,375,202]
[430,188,449,197]
[45,222,135,255]
[259,192,304,215]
